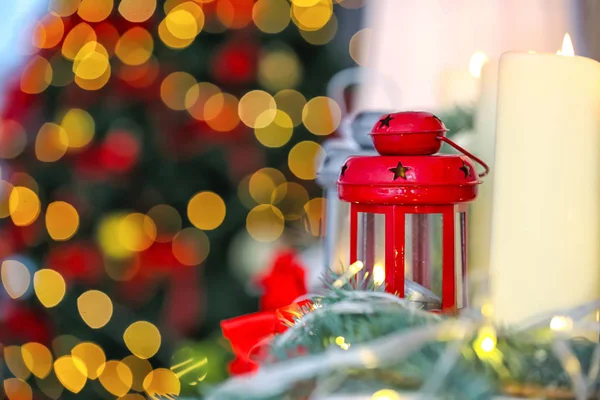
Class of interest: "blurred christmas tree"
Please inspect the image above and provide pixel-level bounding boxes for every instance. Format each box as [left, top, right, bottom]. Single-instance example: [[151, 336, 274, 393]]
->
[[0, 0, 361, 398]]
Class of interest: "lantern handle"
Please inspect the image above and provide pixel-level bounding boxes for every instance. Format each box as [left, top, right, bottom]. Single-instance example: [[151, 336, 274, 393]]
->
[[437, 136, 490, 178]]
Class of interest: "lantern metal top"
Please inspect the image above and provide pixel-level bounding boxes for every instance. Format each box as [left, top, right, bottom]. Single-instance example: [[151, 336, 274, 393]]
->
[[338, 111, 484, 205]]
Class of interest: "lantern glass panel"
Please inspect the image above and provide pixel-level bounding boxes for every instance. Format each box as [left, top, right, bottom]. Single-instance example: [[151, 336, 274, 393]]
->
[[323, 195, 350, 272], [455, 211, 467, 308], [405, 213, 443, 297], [356, 212, 386, 277]]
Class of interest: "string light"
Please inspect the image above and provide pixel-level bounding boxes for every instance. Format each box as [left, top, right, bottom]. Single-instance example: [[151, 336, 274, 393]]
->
[[333, 261, 364, 288]]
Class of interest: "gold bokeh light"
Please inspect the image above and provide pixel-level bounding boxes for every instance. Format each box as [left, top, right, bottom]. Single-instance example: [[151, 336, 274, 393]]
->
[[33, 269, 66, 308], [172, 228, 210, 266], [302, 96, 342, 136], [46, 201, 80, 241], [254, 110, 293, 148], [71, 342, 106, 380], [60, 108, 95, 150], [246, 204, 285, 242], [288, 140, 325, 180], [48, 0, 81, 17], [205, 93, 241, 132], [303, 197, 326, 236], [33, 14, 65, 49], [300, 13, 338, 45], [9, 186, 41, 227], [118, 0, 157, 22], [161, 71, 197, 110], [116, 27, 154, 66], [62, 23, 97, 60], [259, 49, 302, 91], [238, 90, 277, 128], [54, 355, 88, 393], [22, 342, 53, 379], [123, 321, 162, 360], [77, 0, 114, 23], [291, 0, 333, 31], [248, 168, 285, 205], [187, 191, 226, 230], [143, 368, 181, 399], [4, 378, 33, 400], [77, 290, 114, 329], [186, 82, 222, 121], [99, 360, 133, 397], [252, 0, 290, 34]]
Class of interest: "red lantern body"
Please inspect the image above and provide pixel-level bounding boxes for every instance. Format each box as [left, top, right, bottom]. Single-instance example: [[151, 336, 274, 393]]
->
[[337, 112, 487, 312]]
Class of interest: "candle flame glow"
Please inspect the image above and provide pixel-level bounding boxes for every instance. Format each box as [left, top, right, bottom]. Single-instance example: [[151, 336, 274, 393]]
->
[[469, 51, 489, 78], [373, 264, 385, 286], [557, 33, 575, 56]]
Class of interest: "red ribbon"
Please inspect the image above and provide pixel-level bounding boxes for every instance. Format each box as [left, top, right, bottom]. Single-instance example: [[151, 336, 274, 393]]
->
[[221, 250, 309, 375]]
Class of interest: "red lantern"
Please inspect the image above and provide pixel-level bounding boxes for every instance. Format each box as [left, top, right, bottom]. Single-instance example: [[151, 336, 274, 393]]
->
[[337, 111, 489, 312]]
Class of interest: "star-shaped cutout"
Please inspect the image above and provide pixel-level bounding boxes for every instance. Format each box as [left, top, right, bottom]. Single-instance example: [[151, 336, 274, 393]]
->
[[340, 163, 348, 178], [378, 114, 394, 129], [389, 162, 410, 180], [459, 161, 472, 178]]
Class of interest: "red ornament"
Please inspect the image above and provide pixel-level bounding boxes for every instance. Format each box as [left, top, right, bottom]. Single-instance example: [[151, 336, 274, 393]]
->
[[337, 111, 489, 312], [221, 250, 309, 375]]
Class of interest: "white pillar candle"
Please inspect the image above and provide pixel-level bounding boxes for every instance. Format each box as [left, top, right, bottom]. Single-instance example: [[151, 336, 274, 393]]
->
[[489, 43, 600, 324], [468, 60, 498, 275]]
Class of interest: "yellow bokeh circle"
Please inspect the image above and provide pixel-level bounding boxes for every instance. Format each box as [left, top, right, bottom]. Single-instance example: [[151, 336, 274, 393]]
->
[[62, 23, 97, 61], [60, 108, 95, 149], [246, 204, 285, 242], [4, 378, 32, 400], [33, 269, 66, 308], [143, 368, 181, 399], [248, 168, 286, 205], [302, 96, 342, 135], [161, 71, 197, 111], [71, 342, 106, 380], [116, 27, 154, 66], [187, 191, 226, 230], [119, 213, 157, 252], [252, 0, 290, 34], [258, 49, 302, 91], [77, 290, 114, 329], [254, 110, 293, 148], [9, 186, 41, 227], [291, 0, 333, 31], [271, 182, 309, 221], [99, 360, 133, 397], [300, 13, 338, 45], [118, 0, 157, 22], [288, 141, 325, 180], [238, 90, 277, 128], [21, 342, 53, 379], [46, 201, 80, 241], [78, 0, 114, 23], [54, 355, 88, 393], [123, 321, 162, 360]]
